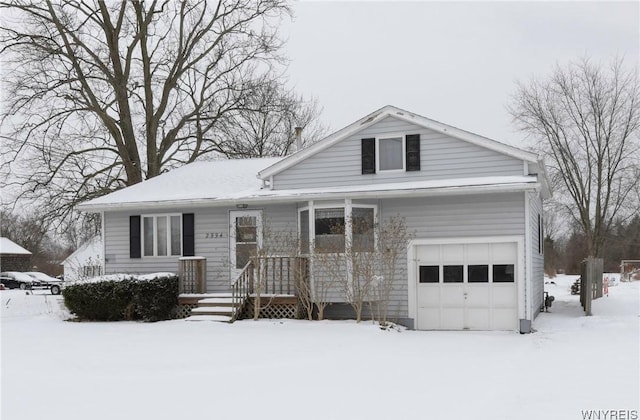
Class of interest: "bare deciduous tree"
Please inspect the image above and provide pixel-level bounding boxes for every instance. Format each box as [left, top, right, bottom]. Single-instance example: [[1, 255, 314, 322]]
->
[[369, 216, 410, 327], [210, 80, 327, 158], [0, 208, 69, 274], [0, 0, 291, 224], [312, 214, 411, 324], [296, 245, 337, 321], [510, 57, 640, 257], [0, 209, 48, 255]]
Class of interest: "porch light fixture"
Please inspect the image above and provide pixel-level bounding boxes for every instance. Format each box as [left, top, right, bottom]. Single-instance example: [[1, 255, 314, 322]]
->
[[236, 204, 248, 209]]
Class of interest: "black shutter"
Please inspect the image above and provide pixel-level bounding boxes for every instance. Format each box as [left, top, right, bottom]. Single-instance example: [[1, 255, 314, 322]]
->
[[129, 215, 141, 259], [182, 213, 195, 256], [406, 134, 421, 171], [361, 138, 376, 174]]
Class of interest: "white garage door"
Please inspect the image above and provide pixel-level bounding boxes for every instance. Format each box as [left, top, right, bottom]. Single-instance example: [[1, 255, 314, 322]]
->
[[416, 242, 518, 331]]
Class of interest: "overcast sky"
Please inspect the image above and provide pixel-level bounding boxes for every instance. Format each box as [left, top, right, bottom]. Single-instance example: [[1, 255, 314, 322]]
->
[[281, 1, 639, 148]]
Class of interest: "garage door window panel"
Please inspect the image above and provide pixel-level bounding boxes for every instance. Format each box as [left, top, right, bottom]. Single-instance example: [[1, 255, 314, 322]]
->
[[443, 265, 463, 283], [493, 264, 515, 282], [468, 265, 489, 283], [419, 265, 440, 283]]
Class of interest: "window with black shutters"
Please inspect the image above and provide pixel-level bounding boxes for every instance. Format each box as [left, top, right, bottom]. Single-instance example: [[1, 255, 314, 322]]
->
[[362, 134, 420, 174]]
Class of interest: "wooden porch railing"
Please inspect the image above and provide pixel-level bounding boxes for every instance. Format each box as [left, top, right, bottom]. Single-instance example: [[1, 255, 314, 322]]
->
[[178, 256, 206, 294], [254, 256, 308, 295], [230, 256, 309, 321], [231, 260, 254, 321]]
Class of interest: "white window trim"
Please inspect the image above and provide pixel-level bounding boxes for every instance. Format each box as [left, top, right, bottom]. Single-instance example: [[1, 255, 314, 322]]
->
[[298, 201, 378, 255], [141, 213, 183, 258], [376, 134, 406, 173]]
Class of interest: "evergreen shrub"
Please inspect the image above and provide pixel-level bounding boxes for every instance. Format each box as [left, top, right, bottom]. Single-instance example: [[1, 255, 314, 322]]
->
[[63, 274, 178, 321]]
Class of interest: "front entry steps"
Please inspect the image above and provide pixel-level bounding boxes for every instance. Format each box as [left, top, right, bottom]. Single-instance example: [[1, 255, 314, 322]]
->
[[187, 314, 233, 322], [180, 293, 243, 322], [178, 293, 300, 322]]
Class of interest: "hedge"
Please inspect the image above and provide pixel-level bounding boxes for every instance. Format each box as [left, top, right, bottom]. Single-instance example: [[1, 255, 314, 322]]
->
[[63, 274, 178, 321]]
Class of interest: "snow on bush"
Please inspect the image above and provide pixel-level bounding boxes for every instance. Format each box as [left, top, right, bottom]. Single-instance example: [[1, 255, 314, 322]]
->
[[62, 273, 178, 322]]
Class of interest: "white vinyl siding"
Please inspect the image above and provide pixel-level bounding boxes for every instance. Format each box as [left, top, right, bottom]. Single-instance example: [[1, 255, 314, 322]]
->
[[529, 193, 545, 317], [273, 116, 524, 189], [104, 204, 297, 293]]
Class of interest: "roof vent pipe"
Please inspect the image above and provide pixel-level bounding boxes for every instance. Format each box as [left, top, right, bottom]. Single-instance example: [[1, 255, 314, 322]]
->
[[294, 126, 303, 151]]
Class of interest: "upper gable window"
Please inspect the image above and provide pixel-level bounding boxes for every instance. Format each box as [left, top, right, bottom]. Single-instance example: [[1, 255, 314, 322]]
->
[[377, 137, 405, 171], [362, 134, 420, 174]]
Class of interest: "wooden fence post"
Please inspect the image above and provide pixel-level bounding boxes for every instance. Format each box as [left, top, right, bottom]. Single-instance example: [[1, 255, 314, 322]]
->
[[178, 257, 206, 294], [580, 257, 603, 316]]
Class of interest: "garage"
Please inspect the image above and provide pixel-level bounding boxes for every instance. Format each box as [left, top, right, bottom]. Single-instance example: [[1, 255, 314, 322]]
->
[[414, 240, 519, 331]]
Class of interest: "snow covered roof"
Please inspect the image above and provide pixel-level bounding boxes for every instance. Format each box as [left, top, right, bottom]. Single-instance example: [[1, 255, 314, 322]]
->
[[62, 236, 103, 266], [78, 157, 282, 212], [258, 105, 543, 180], [0, 237, 32, 255], [78, 165, 541, 212]]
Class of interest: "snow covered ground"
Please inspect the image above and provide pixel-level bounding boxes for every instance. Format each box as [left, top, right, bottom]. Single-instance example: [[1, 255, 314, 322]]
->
[[1, 275, 638, 420]]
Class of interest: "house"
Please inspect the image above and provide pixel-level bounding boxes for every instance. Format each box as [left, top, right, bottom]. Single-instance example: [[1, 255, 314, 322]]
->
[[78, 105, 550, 332], [62, 236, 104, 282], [0, 237, 33, 271]]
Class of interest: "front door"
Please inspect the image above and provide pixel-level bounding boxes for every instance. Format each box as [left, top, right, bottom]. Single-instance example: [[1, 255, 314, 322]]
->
[[229, 210, 262, 280]]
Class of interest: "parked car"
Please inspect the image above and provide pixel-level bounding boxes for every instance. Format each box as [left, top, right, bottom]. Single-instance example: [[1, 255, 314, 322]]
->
[[24, 271, 65, 295], [0, 271, 38, 290]]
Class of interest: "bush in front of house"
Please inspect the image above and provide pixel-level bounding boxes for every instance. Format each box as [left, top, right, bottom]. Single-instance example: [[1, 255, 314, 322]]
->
[[62, 274, 178, 321], [132, 276, 179, 321]]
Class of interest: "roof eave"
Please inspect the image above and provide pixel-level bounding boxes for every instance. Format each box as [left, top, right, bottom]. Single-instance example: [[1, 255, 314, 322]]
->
[[389, 111, 540, 163], [77, 181, 540, 213]]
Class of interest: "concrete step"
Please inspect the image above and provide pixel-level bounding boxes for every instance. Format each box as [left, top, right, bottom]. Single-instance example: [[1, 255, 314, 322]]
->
[[185, 314, 232, 322]]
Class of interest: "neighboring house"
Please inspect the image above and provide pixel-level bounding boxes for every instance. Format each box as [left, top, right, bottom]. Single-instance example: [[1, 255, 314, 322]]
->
[[62, 237, 104, 282], [0, 237, 32, 271], [78, 105, 550, 332]]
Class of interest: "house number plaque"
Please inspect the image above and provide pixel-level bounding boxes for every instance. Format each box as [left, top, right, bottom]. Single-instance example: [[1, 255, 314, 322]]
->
[[204, 232, 224, 239]]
